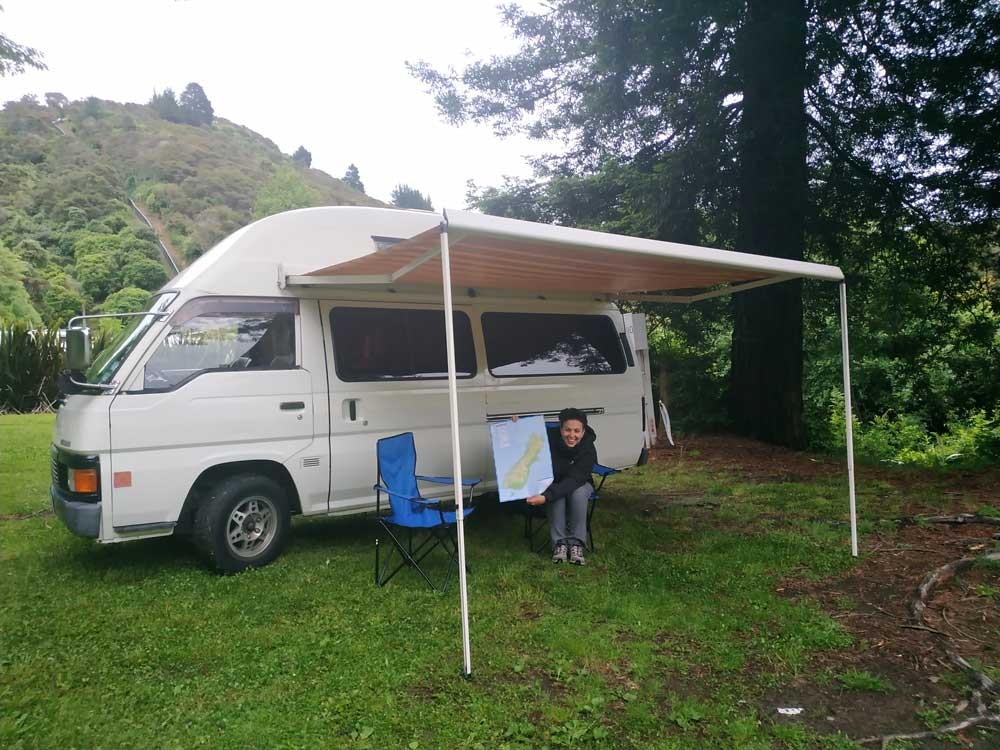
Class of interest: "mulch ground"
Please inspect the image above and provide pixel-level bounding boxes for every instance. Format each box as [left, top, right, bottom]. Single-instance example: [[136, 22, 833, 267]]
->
[[649, 435, 1000, 748]]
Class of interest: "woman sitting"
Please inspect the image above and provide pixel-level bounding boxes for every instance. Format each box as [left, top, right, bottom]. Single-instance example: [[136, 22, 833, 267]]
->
[[525, 408, 597, 565]]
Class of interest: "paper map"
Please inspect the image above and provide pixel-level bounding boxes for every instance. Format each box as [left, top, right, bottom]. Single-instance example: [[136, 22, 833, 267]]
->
[[490, 415, 554, 503]]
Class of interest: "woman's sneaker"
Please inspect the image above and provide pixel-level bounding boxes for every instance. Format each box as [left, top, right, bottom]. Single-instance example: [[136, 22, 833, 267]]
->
[[568, 544, 586, 566], [551, 543, 568, 563]]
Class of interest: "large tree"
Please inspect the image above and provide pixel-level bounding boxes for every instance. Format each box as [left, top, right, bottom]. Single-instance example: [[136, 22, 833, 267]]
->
[[149, 88, 183, 123], [179, 82, 214, 126], [292, 145, 312, 168], [342, 163, 365, 193], [411, 0, 1000, 446]]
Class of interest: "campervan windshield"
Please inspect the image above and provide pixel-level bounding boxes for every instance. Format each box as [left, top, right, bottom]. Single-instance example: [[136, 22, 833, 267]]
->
[[85, 292, 178, 386]]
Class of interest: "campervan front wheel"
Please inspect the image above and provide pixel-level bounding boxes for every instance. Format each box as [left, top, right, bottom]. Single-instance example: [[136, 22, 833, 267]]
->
[[194, 474, 291, 573]]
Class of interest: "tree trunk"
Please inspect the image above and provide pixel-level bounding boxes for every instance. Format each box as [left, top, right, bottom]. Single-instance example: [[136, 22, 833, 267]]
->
[[730, 0, 808, 447]]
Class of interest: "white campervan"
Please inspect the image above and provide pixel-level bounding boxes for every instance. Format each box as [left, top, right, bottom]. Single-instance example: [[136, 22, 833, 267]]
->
[[52, 207, 651, 572]]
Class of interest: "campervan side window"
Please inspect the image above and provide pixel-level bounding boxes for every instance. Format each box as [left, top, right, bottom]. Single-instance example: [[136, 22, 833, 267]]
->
[[330, 307, 476, 382], [141, 297, 297, 391], [482, 312, 627, 377]]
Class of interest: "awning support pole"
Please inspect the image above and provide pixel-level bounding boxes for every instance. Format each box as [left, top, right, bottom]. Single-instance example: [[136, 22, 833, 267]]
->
[[839, 281, 859, 557], [439, 220, 473, 676]]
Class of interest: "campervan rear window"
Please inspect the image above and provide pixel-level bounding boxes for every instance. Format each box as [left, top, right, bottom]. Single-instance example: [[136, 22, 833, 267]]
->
[[330, 307, 477, 381], [482, 312, 627, 377]]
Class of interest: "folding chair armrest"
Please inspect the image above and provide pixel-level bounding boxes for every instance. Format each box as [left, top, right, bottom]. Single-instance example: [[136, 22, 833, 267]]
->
[[372, 484, 422, 502], [416, 475, 481, 487], [592, 464, 620, 478], [411, 496, 444, 506]]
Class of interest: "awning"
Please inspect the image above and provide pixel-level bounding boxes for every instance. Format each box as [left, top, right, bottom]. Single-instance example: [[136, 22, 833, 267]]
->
[[289, 208, 844, 301]]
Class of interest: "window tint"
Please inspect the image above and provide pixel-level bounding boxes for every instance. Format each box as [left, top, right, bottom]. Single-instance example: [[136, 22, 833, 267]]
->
[[482, 312, 626, 376], [330, 307, 476, 381], [143, 298, 296, 390]]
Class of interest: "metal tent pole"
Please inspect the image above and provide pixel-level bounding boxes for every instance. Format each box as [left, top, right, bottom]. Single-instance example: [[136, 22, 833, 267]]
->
[[439, 219, 473, 676], [839, 281, 859, 557]]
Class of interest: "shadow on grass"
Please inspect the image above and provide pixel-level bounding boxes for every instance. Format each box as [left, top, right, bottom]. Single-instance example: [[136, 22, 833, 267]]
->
[[43, 494, 558, 588], [54, 533, 203, 581]]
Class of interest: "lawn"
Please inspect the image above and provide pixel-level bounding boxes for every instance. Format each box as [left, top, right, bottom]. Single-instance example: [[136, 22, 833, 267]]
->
[[1, 415, 997, 749]]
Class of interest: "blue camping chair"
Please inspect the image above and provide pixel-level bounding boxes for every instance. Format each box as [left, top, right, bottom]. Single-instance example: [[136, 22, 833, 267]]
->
[[374, 432, 480, 591]]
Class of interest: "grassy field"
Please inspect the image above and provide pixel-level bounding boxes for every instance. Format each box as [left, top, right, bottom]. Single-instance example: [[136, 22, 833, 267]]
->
[[1, 414, 994, 749]]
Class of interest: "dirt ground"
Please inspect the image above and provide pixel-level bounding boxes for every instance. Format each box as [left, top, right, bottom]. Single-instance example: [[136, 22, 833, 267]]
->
[[651, 435, 1000, 748]]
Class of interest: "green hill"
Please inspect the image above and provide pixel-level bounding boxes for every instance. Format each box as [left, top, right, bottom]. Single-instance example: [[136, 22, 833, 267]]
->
[[0, 96, 381, 326]]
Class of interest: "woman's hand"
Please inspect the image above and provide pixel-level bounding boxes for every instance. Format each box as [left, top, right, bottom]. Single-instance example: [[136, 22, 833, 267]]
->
[[526, 494, 546, 506], [511, 415, 518, 422]]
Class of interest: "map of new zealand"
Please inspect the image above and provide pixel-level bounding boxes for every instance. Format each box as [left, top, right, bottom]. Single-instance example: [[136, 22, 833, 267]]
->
[[490, 415, 555, 503]]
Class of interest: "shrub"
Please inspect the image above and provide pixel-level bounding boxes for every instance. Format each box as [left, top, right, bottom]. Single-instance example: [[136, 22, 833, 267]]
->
[[819, 387, 1000, 468], [101, 287, 151, 315], [0, 323, 62, 412]]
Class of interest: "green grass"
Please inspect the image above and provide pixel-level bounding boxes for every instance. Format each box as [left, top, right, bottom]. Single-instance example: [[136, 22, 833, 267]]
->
[[0, 414, 880, 749], [0, 413, 55, 517], [836, 670, 893, 693]]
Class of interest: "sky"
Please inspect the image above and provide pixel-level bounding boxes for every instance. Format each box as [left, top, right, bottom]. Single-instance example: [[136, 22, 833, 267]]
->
[[0, 0, 551, 209]]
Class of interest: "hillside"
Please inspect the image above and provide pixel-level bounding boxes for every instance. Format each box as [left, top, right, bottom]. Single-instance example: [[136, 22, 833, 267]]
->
[[0, 96, 382, 326]]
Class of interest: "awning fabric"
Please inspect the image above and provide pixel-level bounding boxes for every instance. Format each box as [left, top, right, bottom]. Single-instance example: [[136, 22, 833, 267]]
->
[[301, 208, 843, 295]]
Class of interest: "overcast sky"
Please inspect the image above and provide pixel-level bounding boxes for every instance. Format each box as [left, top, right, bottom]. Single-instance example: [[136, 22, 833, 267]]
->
[[0, 0, 550, 209]]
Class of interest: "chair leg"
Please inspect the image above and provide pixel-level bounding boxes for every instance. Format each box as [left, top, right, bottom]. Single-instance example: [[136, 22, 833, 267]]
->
[[375, 520, 471, 592], [375, 522, 439, 590], [586, 498, 597, 553]]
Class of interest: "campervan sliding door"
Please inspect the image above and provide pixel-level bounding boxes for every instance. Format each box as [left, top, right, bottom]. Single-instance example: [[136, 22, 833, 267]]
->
[[480, 305, 644, 470], [321, 302, 488, 513]]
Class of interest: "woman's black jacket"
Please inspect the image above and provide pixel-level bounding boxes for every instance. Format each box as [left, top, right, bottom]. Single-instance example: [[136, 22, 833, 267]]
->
[[542, 423, 598, 502]]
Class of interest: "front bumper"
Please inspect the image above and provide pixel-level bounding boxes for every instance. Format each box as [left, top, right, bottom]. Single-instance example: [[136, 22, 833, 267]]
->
[[51, 485, 101, 538]]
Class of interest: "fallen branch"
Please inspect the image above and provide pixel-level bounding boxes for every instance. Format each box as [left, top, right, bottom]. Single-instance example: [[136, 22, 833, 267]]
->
[[858, 711, 1000, 748], [941, 608, 991, 646], [900, 623, 947, 636], [899, 513, 1000, 527]]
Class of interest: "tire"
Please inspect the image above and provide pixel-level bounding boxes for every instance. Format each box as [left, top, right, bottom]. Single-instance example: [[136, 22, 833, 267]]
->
[[193, 474, 290, 573]]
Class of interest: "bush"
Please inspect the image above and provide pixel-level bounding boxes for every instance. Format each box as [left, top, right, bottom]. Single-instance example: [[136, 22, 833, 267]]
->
[[0, 323, 62, 412], [122, 255, 169, 290], [101, 287, 150, 315], [818, 387, 1000, 468]]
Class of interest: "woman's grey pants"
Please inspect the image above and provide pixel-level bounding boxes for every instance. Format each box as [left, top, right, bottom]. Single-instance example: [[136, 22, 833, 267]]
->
[[546, 483, 593, 548]]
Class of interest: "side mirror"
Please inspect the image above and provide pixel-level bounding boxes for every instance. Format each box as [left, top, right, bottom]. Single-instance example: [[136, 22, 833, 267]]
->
[[65, 327, 93, 371]]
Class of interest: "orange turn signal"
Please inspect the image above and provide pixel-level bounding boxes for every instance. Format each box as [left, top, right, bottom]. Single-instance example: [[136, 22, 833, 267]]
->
[[69, 468, 99, 494]]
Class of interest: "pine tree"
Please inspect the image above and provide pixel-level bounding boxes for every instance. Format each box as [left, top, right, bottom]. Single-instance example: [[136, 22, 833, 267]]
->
[[342, 164, 365, 193], [179, 82, 214, 126], [292, 146, 312, 168], [149, 88, 183, 124]]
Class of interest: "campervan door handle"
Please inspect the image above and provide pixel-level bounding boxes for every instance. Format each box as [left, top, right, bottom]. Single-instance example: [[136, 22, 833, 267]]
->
[[280, 401, 305, 411]]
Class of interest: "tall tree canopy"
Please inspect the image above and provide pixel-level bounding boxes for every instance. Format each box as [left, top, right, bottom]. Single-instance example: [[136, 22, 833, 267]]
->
[[342, 163, 365, 193], [179, 82, 214, 126], [391, 184, 434, 210], [411, 0, 1000, 446], [292, 146, 312, 168], [149, 88, 183, 123]]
